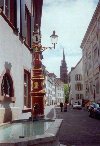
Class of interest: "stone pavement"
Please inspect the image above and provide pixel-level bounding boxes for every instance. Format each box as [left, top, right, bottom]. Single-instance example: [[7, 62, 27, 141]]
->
[[44, 105, 57, 119], [45, 105, 100, 146], [44, 105, 77, 146], [55, 106, 100, 146], [44, 105, 55, 117]]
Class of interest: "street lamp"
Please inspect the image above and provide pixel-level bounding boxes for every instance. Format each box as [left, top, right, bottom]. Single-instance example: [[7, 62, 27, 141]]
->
[[42, 30, 58, 51], [31, 24, 58, 119], [50, 30, 58, 49]]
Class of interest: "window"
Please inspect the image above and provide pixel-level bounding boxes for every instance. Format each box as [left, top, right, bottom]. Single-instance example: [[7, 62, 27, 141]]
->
[[76, 94, 80, 100], [80, 94, 83, 99], [5, 0, 9, 18], [4, 0, 17, 28], [75, 83, 83, 91], [1, 73, 14, 97], [84, 63, 87, 74], [25, 5, 31, 47], [24, 73, 28, 104], [24, 70, 31, 108], [96, 78, 99, 94], [76, 94, 83, 99], [90, 82, 93, 94], [93, 44, 98, 64], [10, 0, 17, 28], [75, 74, 82, 81], [88, 53, 92, 69], [0, 0, 4, 11]]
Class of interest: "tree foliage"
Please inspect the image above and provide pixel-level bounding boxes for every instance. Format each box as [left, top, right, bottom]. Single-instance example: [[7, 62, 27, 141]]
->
[[64, 84, 69, 103]]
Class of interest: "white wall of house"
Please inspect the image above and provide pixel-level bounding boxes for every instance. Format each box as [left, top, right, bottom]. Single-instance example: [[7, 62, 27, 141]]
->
[[45, 72, 64, 106], [45, 75, 53, 105], [51, 76, 56, 104], [0, 15, 32, 122], [69, 59, 84, 105], [55, 83, 64, 104]]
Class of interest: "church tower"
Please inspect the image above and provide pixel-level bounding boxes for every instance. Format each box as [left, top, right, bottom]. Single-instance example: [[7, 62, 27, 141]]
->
[[60, 49, 68, 83]]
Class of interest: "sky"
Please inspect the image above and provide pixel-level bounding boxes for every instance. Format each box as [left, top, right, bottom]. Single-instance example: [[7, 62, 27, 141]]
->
[[41, 0, 99, 77]]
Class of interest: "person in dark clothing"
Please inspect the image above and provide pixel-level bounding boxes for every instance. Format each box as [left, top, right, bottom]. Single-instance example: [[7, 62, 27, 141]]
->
[[78, 101, 80, 105], [60, 102, 63, 112], [64, 102, 67, 112]]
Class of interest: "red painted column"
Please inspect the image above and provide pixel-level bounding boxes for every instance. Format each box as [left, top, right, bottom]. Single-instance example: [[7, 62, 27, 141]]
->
[[31, 44, 45, 118]]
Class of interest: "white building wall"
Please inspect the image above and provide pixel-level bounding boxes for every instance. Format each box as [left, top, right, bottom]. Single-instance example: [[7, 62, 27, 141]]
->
[[45, 73, 64, 106], [45, 74, 58, 105], [55, 84, 64, 104], [0, 15, 32, 122], [69, 59, 84, 105], [45, 76, 52, 105], [51, 77, 56, 103]]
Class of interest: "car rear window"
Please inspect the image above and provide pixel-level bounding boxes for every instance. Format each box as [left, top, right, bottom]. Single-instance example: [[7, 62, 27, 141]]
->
[[96, 104, 99, 108]]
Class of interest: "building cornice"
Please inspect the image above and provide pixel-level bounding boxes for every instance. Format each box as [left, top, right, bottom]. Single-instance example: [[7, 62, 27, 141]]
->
[[80, 1, 100, 49]]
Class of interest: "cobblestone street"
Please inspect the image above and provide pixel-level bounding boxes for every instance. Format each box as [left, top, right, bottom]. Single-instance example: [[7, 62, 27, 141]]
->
[[55, 106, 100, 146]]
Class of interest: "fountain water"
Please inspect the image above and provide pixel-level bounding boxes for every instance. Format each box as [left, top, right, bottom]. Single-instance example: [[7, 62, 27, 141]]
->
[[0, 119, 62, 146]]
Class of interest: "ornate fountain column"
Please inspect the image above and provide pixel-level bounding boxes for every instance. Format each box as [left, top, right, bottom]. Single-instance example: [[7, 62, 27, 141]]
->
[[31, 29, 45, 118], [30, 25, 58, 118]]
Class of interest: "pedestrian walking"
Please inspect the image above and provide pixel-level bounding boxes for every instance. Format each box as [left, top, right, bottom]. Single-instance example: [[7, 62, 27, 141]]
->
[[64, 102, 67, 112], [78, 101, 80, 105], [60, 102, 63, 112]]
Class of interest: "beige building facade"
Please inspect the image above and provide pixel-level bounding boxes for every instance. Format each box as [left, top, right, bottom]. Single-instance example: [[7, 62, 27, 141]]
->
[[81, 2, 100, 104]]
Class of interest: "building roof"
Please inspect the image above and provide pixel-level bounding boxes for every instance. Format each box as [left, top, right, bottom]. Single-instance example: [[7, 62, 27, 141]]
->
[[55, 78, 64, 86], [48, 73, 57, 78], [70, 58, 82, 72]]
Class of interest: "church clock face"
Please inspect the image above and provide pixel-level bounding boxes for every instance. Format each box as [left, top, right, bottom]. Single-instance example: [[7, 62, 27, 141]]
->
[[33, 33, 40, 44]]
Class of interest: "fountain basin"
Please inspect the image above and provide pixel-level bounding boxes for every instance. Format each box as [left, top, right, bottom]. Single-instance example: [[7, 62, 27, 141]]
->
[[0, 119, 63, 146]]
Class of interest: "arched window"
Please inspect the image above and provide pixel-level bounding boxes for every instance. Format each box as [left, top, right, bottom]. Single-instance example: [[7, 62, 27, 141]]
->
[[1, 73, 14, 97]]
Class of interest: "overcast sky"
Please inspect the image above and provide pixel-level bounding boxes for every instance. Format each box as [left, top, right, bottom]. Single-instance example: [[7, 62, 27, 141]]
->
[[41, 0, 99, 77]]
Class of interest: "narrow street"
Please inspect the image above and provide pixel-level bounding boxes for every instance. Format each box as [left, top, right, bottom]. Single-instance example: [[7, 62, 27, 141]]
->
[[55, 106, 100, 146]]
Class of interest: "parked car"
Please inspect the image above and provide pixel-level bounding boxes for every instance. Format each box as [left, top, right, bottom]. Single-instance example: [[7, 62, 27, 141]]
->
[[89, 103, 100, 118], [88, 103, 94, 112], [88, 102, 99, 112], [73, 102, 82, 109]]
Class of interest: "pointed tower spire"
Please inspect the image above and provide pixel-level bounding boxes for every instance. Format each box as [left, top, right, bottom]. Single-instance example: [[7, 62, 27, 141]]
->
[[60, 48, 68, 83], [63, 48, 65, 61]]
